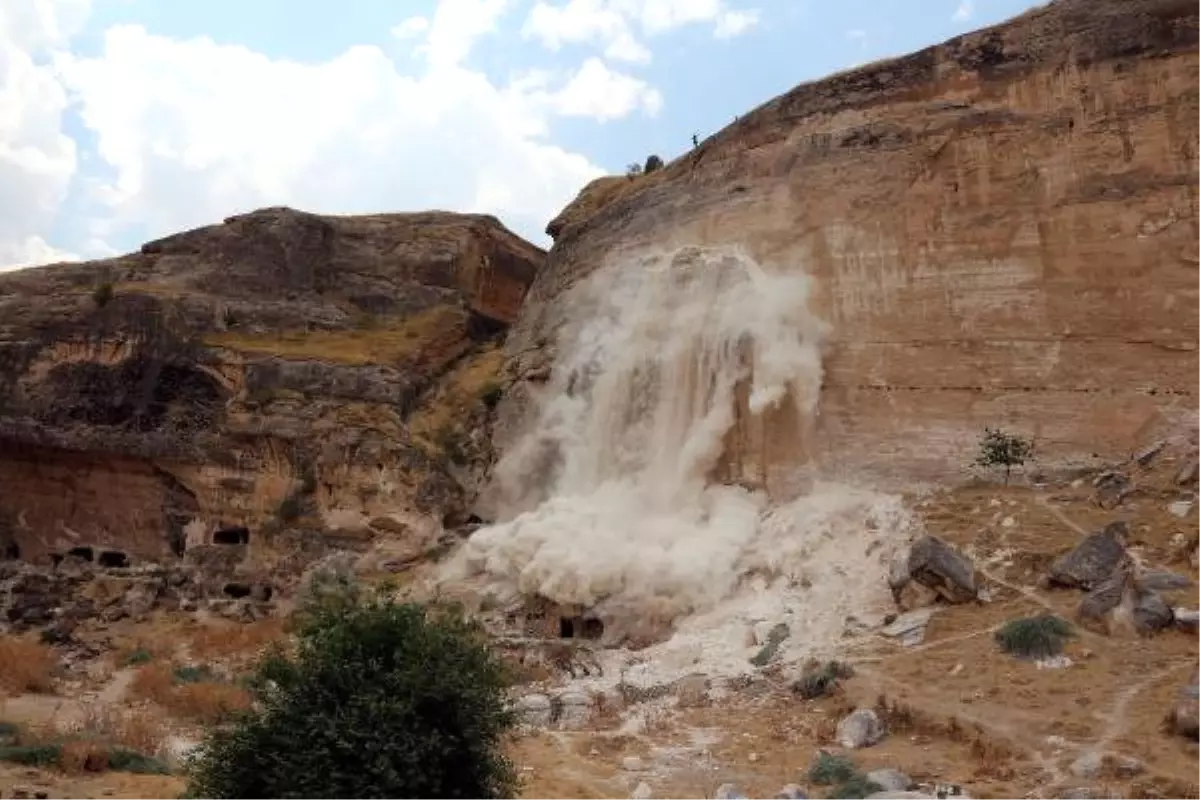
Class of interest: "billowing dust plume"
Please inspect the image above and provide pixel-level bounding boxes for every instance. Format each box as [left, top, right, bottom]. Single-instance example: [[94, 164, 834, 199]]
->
[[445, 246, 917, 679]]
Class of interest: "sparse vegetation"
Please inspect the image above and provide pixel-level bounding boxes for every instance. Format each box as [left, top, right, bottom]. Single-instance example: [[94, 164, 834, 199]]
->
[[975, 427, 1034, 484], [172, 664, 217, 684], [625, 162, 644, 178], [749, 622, 789, 667], [793, 660, 854, 700], [0, 637, 58, 694], [436, 423, 470, 465], [480, 380, 504, 410], [808, 752, 858, 785], [123, 648, 154, 666], [184, 581, 517, 798], [131, 663, 252, 725], [643, 154, 664, 174], [0, 714, 169, 777], [92, 281, 114, 308], [995, 614, 1074, 660]]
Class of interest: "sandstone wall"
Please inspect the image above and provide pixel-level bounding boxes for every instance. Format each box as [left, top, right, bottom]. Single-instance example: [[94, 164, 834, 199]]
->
[[497, 0, 1199, 493], [0, 208, 543, 561]]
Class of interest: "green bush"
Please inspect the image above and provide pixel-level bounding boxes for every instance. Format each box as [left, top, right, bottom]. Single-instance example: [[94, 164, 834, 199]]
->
[[793, 660, 854, 700], [643, 154, 664, 174], [108, 748, 170, 775], [808, 752, 857, 786], [975, 427, 1034, 484], [995, 614, 1073, 660], [0, 743, 62, 767], [123, 648, 154, 666], [0, 721, 18, 743], [92, 282, 114, 308], [173, 664, 217, 684], [749, 623, 789, 667], [184, 583, 517, 798]]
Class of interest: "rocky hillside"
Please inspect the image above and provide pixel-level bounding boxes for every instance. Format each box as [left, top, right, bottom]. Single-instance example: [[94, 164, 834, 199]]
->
[[0, 208, 543, 564], [496, 0, 1199, 495]]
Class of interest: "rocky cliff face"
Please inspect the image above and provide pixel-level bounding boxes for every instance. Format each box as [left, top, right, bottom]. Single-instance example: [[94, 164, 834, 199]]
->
[[495, 0, 1199, 497], [0, 208, 543, 563]]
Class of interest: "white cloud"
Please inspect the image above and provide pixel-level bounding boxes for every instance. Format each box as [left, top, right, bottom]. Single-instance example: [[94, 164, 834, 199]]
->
[[390, 16, 430, 40], [550, 57, 662, 120], [0, 0, 687, 268], [952, 0, 974, 22], [713, 8, 758, 39], [523, 0, 759, 62], [0, 0, 86, 269]]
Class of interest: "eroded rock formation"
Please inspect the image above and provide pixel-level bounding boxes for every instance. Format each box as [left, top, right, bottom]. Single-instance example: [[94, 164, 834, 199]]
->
[[496, 0, 1199, 495], [0, 208, 543, 562]]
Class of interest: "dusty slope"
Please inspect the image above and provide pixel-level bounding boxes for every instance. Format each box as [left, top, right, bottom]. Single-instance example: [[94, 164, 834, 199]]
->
[[496, 0, 1199, 495]]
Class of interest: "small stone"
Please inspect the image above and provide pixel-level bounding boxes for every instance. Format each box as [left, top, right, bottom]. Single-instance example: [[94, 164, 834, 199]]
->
[[1069, 751, 1103, 779], [948, 663, 964, 676], [1001, 516, 1015, 528], [836, 708, 886, 749], [632, 781, 653, 799], [1109, 754, 1144, 777], [1173, 608, 1199, 633], [881, 608, 937, 646], [748, 752, 759, 763], [673, 673, 711, 708], [622, 756, 644, 771], [515, 693, 552, 727], [716, 784, 747, 799], [776, 785, 808, 799], [1168, 500, 1194, 518], [1137, 569, 1192, 592], [867, 768, 913, 792], [1044, 735, 1068, 749]]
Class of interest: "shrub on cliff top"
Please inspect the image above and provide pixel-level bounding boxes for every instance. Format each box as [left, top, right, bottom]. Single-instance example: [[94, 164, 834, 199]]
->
[[184, 582, 517, 798], [975, 427, 1034, 484]]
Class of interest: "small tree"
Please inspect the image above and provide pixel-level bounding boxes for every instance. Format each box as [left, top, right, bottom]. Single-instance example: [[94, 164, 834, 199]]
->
[[643, 154, 663, 174], [625, 162, 643, 178], [975, 427, 1034, 484], [185, 585, 517, 798], [92, 282, 114, 308]]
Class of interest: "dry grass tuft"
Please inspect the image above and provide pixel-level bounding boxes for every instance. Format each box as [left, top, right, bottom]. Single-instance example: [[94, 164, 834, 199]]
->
[[130, 663, 251, 724], [186, 618, 288, 662], [59, 738, 110, 774], [0, 637, 58, 695]]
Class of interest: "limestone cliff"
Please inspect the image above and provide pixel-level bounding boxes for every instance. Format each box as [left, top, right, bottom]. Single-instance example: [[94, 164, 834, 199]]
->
[[495, 0, 1199, 496], [0, 207, 543, 562]]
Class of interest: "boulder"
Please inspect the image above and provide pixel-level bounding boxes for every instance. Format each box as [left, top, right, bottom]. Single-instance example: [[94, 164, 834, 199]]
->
[[715, 784, 747, 800], [1047, 522, 1129, 590], [556, 690, 593, 730], [835, 708, 886, 749], [1166, 678, 1199, 740], [903, 536, 980, 604], [631, 782, 653, 799], [514, 693, 551, 727], [1131, 588, 1174, 634], [776, 785, 808, 799], [1136, 569, 1192, 592], [867, 769, 913, 792], [1093, 472, 1132, 509]]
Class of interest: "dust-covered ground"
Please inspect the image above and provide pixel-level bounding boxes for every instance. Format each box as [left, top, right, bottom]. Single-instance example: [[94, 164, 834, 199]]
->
[[1, 444, 1197, 799]]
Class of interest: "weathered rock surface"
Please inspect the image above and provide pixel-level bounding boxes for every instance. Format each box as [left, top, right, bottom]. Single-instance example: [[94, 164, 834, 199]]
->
[[1165, 671, 1199, 740], [1048, 522, 1130, 590], [899, 536, 981, 604], [494, 0, 1198, 493], [836, 707, 886, 748], [0, 208, 543, 562]]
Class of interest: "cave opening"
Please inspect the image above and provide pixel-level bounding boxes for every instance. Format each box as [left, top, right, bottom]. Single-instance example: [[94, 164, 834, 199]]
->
[[222, 582, 253, 599], [67, 546, 95, 562], [97, 550, 130, 568], [558, 615, 604, 640], [213, 526, 250, 545], [2, 542, 18, 560]]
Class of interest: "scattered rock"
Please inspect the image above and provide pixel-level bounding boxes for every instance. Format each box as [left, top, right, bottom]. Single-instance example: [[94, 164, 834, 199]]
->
[[716, 783, 747, 799], [632, 781, 653, 799], [867, 769, 912, 792], [775, 784, 808, 799], [881, 607, 937, 646], [1132, 587, 1174, 634], [1175, 456, 1198, 486], [556, 690, 593, 730], [1048, 522, 1129, 590], [514, 693, 552, 727], [1134, 440, 1166, 467], [673, 673, 711, 708], [1093, 472, 1132, 509], [1166, 678, 1199, 740], [1136, 569, 1192, 592], [835, 708, 886, 749], [1066, 752, 1097, 780], [902, 536, 980, 604], [1108, 754, 1144, 777], [622, 756, 644, 771], [1167, 500, 1194, 518], [1173, 608, 1198, 633]]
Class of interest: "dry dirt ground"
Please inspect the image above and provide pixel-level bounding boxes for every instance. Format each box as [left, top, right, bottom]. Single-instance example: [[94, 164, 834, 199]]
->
[[1, 459, 1197, 799]]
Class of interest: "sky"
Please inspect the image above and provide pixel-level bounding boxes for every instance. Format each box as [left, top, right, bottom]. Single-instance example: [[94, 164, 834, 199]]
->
[[1, 0, 1045, 270]]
